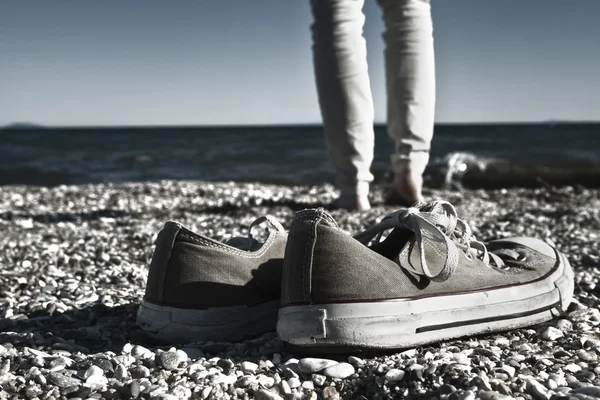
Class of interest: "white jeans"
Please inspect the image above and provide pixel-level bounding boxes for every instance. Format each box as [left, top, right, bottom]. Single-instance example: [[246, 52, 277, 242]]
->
[[310, 0, 435, 196]]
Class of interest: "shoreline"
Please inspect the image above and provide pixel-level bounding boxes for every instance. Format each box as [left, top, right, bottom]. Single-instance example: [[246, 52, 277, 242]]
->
[[1, 181, 599, 399]]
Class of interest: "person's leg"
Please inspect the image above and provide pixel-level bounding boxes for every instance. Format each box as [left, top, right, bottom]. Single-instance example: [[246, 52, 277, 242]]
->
[[310, 0, 375, 210], [378, 0, 435, 204]]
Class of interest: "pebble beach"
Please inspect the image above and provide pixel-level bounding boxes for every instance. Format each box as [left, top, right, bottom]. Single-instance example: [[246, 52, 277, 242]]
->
[[1, 180, 599, 400]]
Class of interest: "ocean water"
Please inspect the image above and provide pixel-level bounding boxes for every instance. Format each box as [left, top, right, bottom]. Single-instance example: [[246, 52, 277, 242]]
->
[[1, 123, 599, 189]]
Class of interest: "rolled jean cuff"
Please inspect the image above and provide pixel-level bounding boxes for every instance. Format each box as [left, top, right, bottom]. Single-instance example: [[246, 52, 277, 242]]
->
[[391, 151, 430, 176]]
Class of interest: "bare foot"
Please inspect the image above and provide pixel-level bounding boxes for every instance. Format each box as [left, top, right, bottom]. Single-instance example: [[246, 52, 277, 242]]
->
[[335, 193, 371, 211], [385, 171, 423, 206]]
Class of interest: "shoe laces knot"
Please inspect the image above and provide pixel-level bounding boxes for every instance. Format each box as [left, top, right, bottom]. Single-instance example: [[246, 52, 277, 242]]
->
[[355, 200, 505, 282]]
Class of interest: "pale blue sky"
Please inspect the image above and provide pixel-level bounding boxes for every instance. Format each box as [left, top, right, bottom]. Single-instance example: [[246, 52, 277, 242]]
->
[[1, 1, 599, 126]]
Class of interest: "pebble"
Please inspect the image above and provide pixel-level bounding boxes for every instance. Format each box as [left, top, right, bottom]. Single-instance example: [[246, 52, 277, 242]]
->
[[47, 371, 81, 388], [526, 379, 549, 400], [385, 368, 405, 383], [312, 374, 327, 386], [157, 351, 180, 370], [255, 389, 283, 400], [288, 378, 301, 389], [280, 380, 291, 395], [257, 375, 275, 388], [298, 358, 338, 374], [348, 356, 365, 367], [217, 358, 235, 370], [542, 327, 564, 341], [0, 182, 598, 400], [322, 363, 355, 379], [302, 381, 315, 390], [84, 365, 104, 379], [323, 386, 340, 400], [241, 361, 258, 373], [130, 366, 151, 379]]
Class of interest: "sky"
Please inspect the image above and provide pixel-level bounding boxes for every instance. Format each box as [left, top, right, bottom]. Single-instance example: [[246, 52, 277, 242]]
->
[[1, 0, 599, 126]]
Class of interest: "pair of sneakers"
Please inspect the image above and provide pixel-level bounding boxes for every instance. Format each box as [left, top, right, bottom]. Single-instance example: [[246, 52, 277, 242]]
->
[[137, 200, 574, 352]]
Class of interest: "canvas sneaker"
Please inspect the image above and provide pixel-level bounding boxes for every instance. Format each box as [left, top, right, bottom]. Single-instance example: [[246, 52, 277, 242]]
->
[[277, 201, 574, 352], [137, 215, 287, 343]]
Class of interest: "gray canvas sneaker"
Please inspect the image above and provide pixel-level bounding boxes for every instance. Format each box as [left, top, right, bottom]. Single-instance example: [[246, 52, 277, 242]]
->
[[137, 215, 287, 343], [277, 201, 574, 352]]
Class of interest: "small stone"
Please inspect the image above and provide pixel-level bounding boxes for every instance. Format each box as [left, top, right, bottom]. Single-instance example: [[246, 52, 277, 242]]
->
[[171, 386, 192, 399], [24, 385, 43, 398], [302, 381, 315, 390], [453, 353, 471, 365], [93, 359, 114, 373], [157, 351, 180, 370], [348, 356, 365, 367], [564, 363, 582, 373], [525, 379, 548, 400], [385, 368, 405, 383], [576, 371, 596, 382], [541, 326, 564, 341], [257, 375, 275, 388], [280, 380, 291, 394], [114, 364, 128, 380], [571, 387, 600, 397], [477, 391, 512, 400], [241, 361, 258, 373], [460, 390, 476, 400], [439, 384, 457, 395], [131, 345, 153, 359], [322, 363, 355, 379], [288, 377, 301, 388], [130, 366, 150, 379], [200, 386, 212, 399], [576, 350, 597, 362], [501, 365, 516, 377], [175, 350, 188, 363], [545, 378, 557, 390], [217, 358, 235, 370], [282, 367, 299, 379], [85, 375, 108, 390], [298, 358, 338, 374], [238, 375, 256, 387], [469, 376, 492, 391], [84, 365, 104, 379], [312, 374, 326, 386], [555, 319, 573, 331], [322, 386, 340, 400], [254, 389, 284, 400], [47, 371, 81, 388]]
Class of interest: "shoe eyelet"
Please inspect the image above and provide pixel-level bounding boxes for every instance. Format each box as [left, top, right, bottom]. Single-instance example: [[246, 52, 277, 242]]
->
[[464, 252, 473, 261]]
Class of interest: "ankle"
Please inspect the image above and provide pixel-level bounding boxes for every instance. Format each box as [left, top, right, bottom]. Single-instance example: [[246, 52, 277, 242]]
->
[[392, 171, 423, 204], [336, 193, 371, 211]]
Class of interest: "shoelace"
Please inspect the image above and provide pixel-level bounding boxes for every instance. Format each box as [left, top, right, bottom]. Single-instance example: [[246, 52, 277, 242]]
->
[[247, 215, 285, 244], [354, 200, 505, 282]]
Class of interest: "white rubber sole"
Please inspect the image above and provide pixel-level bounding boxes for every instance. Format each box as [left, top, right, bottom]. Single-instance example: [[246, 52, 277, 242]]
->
[[277, 251, 574, 351], [137, 299, 279, 343]]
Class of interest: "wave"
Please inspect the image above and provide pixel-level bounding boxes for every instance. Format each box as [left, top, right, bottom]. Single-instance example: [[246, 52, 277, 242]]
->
[[1, 152, 600, 189], [422, 152, 600, 189]]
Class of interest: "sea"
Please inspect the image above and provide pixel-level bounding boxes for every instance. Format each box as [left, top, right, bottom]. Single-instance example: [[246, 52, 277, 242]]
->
[[1, 123, 599, 189]]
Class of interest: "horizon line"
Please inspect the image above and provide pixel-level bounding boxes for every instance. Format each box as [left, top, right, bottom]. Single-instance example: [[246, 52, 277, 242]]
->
[[3, 120, 600, 130]]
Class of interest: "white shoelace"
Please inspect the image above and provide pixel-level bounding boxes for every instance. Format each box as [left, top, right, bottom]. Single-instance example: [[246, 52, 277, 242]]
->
[[354, 200, 505, 282], [248, 215, 285, 241]]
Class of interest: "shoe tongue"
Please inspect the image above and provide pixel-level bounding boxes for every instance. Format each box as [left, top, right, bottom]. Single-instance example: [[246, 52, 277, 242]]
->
[[395, 230, 454, 279], [225, 236, 262, 251]]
